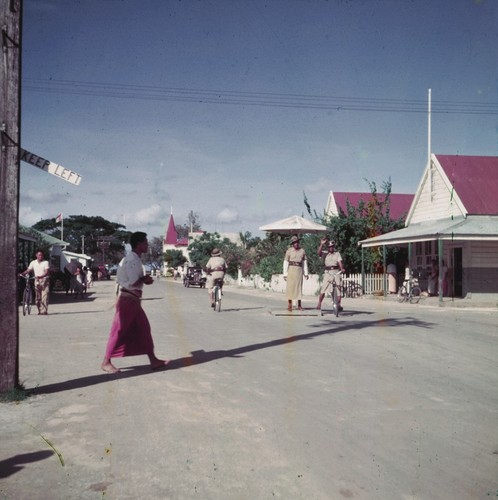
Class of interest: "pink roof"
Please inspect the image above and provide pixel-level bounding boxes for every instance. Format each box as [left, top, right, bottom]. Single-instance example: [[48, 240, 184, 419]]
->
[[436, 155, 498, 215], [164, 214, 178, 245], [333, 192, 414, 221]]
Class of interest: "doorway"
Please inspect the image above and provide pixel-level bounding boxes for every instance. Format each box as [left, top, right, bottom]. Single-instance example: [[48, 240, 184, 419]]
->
[[452, 247, 463, 297]]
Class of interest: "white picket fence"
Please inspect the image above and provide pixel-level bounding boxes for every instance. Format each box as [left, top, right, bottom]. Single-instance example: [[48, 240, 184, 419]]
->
[[345, 273, 386, 295], [234, 271, 388, 297]]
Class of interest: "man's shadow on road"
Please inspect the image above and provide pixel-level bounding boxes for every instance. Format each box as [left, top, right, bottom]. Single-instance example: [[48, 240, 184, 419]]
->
[[29, 315, 434, 395], [0, 450, 54, 479]]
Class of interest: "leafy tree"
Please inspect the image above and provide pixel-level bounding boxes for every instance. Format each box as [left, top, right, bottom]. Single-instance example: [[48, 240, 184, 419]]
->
[[163, 249, 187, 269], [176, 210, 202, 239], [33, 215, 130, 265], [187, 232, 244, 279], [250, 234, 288, 282], [145, 236, 165, 268], [304, 178, 406, 273], [249, 232, 324, 282], [239, 231, 261, 250], [187, 232, 223, 268]]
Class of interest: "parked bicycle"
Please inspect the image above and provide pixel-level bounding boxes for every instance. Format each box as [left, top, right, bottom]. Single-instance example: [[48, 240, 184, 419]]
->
[[213, 278, 224, 312], [341, 279, 363, 298], [20, 275, 35, 316], [397, 273, 422, 304]]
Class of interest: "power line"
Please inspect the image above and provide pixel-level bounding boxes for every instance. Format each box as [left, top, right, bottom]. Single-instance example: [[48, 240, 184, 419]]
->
[[22, 78, 498, 115]]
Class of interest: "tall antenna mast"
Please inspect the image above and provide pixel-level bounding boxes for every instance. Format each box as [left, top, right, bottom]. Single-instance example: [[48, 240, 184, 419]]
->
[[428, 89, 433, 200]]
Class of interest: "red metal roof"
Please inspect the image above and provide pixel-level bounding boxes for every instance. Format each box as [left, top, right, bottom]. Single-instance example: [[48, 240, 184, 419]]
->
[[164, 214, 178, 245], [436, 155, 498, 215], [333, 192, 414, 221]]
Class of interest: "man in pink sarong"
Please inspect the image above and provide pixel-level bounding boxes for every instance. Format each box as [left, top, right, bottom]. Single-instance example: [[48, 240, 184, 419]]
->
[[101, 231, 169, 374]]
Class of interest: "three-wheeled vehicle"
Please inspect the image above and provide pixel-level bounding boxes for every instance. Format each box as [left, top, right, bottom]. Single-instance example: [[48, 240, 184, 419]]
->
[[183, 266, 206, 288]]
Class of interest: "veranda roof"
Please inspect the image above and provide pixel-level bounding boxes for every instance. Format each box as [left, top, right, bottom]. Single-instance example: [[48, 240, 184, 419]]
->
[[359, 216, 498, 247]]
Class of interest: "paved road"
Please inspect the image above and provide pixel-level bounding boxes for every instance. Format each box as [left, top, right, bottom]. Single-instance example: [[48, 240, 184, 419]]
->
[[1, 278, 497, 499]]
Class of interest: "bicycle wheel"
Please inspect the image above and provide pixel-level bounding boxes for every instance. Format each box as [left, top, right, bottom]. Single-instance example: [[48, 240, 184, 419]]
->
[[409, 286, 421, 304], [23, 287, 31, 315], [397, 285, 407, 303], [22, 289, 28, 316], [215, 287, 222, 312], [332, 287, 339, 317]]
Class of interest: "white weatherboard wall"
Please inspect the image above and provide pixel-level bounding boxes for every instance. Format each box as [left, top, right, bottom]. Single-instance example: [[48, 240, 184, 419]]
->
[[409, 160, 465, 224]]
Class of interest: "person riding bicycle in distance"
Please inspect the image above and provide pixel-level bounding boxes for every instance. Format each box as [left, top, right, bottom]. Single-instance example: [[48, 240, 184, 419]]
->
[[316, 237, 346, 310], [205, 248, 226, 308]]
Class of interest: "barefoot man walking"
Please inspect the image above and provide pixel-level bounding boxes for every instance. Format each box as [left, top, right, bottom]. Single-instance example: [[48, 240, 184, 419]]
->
[[101, 231, 169, 373]]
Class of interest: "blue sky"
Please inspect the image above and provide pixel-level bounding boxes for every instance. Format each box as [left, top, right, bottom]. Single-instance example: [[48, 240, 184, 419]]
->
[[20, 0, 498, 238]]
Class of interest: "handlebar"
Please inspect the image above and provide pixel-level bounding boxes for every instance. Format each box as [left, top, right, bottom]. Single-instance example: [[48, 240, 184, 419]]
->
[[19, 274, 35, 280]]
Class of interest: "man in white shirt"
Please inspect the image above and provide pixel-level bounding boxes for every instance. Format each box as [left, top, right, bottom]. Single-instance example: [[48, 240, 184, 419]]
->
[[21, 250, 50, 315], [101, 232, 169, 373]]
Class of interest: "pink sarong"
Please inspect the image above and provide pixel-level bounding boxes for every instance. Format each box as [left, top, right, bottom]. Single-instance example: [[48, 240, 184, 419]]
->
[[105, 293, 154, 358]]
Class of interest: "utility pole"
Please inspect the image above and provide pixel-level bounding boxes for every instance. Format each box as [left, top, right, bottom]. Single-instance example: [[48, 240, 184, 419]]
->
[[0, 0, 22, 392]]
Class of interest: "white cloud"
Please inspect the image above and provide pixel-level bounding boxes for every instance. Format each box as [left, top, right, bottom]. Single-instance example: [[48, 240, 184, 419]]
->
[[304, 177, 333, 194], [21, 189, 66, 204], [216, 207, 240, 224], [19, 206, 45, 227], [126, 203, 169, 228]]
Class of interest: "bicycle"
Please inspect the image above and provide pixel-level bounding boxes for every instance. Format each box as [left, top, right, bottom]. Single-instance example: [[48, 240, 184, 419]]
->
[[320, 271, 343, 317], [20, 275, 35, 316], [213, 278, 224, 312], [397, 274, 421, 304]]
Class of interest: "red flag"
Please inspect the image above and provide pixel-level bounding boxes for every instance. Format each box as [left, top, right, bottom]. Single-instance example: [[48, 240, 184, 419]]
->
[[55, 213, 62, 223]]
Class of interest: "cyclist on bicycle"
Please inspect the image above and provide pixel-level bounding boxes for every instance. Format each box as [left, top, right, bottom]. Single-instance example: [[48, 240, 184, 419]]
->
[[205, 248, 226, 308], [316, 237, 346, 310]]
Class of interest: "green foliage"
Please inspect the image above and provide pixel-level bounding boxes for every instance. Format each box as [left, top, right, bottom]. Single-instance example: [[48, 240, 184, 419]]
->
[[187, 232, 252, 279], [239, 231, 261, 250], [251, 233, 286, 280], [163, 249, 187, 268], [304, 178, 406, 273], [187, 232, 223, 268], [250, 233, 326, 282], [255, 255, 281, 282]]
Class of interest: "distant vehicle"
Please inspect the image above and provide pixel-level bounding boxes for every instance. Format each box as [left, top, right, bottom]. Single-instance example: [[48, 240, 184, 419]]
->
[[108, 264, 119, 276], [183, 266, 206, 288]]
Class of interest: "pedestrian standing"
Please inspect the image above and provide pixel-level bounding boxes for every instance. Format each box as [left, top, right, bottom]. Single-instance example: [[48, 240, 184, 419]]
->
[[283, 235, 308, 311]]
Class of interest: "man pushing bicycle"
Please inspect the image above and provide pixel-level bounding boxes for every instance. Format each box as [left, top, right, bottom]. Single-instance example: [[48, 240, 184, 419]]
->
[[316, 237, 346, 310]]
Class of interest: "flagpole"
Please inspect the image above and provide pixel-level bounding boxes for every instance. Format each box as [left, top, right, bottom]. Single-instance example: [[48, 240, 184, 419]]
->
[[61, 214, 63, 242], [428, 88, 432, 200]]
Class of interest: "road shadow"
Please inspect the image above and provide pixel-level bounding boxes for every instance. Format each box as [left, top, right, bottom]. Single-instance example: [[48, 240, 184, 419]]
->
[[0, 450, 54, 479], [216, 307, 266, 313], [29, 315, 434, 395], [49, 293, 97, 304]]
